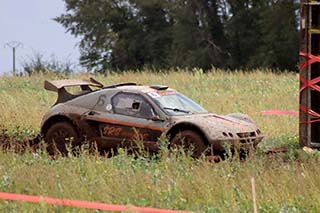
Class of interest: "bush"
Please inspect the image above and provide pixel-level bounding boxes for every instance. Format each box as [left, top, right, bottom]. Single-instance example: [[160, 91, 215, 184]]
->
[[22, 52, 75, 75]]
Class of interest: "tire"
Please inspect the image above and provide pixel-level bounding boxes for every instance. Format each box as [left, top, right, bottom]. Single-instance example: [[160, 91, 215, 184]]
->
[[45, 122, 80, 156], [170, 130, 207, 158]]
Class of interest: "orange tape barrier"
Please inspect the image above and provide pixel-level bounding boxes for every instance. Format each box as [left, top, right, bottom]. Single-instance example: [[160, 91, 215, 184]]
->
[[256, 52, 320, 121], [300, 52, 320, 124], [0, 192, 194, 213]]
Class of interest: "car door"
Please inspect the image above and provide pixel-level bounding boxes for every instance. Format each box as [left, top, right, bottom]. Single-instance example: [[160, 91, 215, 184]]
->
[[97, 92, 167, 150]]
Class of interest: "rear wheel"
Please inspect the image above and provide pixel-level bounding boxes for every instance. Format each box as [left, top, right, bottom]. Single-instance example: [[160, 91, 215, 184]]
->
[[45, 122, 80, 156], [170, 130, 207, 158]]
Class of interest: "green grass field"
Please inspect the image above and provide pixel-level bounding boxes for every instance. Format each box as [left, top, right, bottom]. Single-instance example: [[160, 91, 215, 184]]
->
[[1, 69, 317, 212]]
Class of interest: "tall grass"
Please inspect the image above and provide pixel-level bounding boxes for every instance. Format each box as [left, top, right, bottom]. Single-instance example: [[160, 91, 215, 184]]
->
[[0, 69, 298, 137], [0, 69, 306, 212], [0, 146, 320, 212]]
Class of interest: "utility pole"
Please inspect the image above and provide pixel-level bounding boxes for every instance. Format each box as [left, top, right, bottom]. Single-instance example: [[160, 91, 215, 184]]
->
[[4, 41, 23, 76]]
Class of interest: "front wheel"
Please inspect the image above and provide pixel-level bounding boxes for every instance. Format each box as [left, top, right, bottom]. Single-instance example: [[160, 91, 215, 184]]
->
[[45, 122, 80, 156], [170, 130, 207, 158]]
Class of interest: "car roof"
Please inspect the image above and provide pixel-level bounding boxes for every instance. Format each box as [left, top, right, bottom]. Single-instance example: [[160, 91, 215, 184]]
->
[[108, 85, 175, 94], [45, 78, 176, 105]]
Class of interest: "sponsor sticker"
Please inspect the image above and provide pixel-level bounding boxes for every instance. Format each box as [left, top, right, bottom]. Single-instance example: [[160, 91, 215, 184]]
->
[[106, 104, 113, 111], [147, 92, 161, 98], [148, 91, 176, 98]]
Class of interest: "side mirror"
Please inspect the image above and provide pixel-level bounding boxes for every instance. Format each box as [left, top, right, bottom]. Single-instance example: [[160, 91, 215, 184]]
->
[[150, 115, 164, 122]]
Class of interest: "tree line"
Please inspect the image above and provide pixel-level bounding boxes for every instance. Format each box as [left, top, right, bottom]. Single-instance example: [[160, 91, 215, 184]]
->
[[55, 0, 299, 73]]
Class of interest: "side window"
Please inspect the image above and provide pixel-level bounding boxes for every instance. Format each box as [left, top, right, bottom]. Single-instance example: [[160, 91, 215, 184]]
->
[[112, 93, 155, 119]]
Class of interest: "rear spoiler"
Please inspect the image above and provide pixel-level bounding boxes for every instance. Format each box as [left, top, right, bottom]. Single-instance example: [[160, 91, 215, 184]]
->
[[44, 77, 104, 92], [44, 78, 104, 105]]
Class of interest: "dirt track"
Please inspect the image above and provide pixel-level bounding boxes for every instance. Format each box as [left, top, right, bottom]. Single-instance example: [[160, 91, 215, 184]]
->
[[0, 128, 41, 153]]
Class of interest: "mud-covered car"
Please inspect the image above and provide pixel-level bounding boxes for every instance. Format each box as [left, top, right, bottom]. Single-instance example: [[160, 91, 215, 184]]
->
[[41, 78, 263, 158]]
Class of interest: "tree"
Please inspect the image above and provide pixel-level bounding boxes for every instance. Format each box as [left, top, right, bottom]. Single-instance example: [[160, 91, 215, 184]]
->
[[252, 0, 299, 70], [170, 0, 230, 70], [56, 0, 172, 72], [56, 0, 136, 72], [56, 0, 300, 72], [224, 0, 266, 69], [133, 0, 172, 69]]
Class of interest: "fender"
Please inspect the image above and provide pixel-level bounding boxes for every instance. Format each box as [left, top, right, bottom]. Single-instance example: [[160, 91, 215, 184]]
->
[[164, 121, 209, 145]]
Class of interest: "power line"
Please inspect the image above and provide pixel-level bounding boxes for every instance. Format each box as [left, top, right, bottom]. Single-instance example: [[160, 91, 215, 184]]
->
[[4, 41, 23, 76]]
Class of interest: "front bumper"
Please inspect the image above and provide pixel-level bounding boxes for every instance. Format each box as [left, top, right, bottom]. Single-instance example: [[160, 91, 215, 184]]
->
[[210, 135, 264, 151]]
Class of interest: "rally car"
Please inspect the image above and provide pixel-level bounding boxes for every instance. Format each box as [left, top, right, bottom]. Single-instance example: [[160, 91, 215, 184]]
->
[[41, 78, 263, 158]]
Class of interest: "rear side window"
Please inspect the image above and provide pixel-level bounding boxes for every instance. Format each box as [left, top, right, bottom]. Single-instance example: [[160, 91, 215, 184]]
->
[[111, 93, 155, 119]]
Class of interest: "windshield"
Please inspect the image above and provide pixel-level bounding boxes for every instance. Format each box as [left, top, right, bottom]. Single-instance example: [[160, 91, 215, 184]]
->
[[147, 91, 207, 115]]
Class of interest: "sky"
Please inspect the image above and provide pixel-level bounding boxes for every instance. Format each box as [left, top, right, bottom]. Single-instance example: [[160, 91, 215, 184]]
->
[[0, 0, 81, 75]]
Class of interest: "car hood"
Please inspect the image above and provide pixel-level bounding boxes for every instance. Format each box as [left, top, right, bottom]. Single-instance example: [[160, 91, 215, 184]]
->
[[170, 112, 259, 139]]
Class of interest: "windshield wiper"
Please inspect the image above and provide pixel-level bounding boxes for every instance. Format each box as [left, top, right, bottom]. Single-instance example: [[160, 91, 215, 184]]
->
[[163, 107, 191, 114]]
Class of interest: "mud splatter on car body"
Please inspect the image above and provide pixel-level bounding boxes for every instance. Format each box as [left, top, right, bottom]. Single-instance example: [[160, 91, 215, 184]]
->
[[41, 78, 263, 157]]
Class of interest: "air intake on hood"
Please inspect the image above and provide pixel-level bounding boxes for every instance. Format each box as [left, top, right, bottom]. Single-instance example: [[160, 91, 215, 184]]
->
[[237, 132, 256, 138]]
